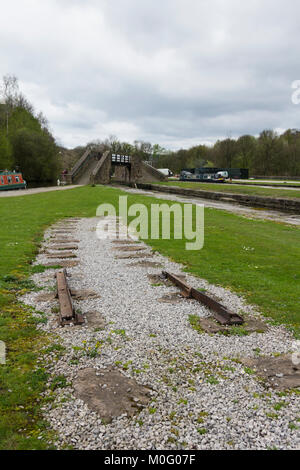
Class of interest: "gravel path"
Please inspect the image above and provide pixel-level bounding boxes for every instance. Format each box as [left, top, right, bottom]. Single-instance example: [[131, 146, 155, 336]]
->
[[0, 185, 81, 198], [117, 186, 300, 226], [22, 217, 300, 450]]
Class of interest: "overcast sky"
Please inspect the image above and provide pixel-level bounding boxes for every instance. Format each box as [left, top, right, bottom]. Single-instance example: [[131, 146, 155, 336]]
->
[[1, 0, 300, 150]]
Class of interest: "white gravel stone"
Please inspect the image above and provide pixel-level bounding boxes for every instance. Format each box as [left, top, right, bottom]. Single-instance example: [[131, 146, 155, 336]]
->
[[21, 217, 300, 450]]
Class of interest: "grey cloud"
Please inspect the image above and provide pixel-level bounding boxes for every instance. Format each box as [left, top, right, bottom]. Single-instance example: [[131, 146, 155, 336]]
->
[[1, 0, 300, 149]]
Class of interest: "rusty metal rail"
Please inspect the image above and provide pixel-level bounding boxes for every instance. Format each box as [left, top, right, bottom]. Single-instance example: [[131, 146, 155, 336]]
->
[[161, 271, 244, 325], [56, 269, 84, 326]]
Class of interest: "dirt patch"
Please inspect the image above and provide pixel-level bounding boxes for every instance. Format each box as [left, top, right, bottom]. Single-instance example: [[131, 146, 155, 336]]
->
[[46, 252, 77, 259], [84, 311, 106, 329], [241, 355, 300, 390], [48, 238, 80, 244], [51, 228, 74, 235], [148, 274, 165, 284], [36, 292, 56, 302], [111, 240, 139, 245], [56, 222, 78, 227], [49, 244, 78, 251], [158, 293, 184, 304], [113, 246, 147, 252], [68, 274, 84, 280], [197, 317, 268, 335], [48, 245, 78, 251], [129, 261, 163, 268], [115, 253, 153, 260], [73, 368, 151, 423], [45, 260, 79, 268], [147, 274, 175, 287], [70, 289, 100, 301]]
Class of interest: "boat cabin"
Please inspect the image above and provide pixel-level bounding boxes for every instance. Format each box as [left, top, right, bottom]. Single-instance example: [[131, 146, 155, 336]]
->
[[0, 170, 27, 191]]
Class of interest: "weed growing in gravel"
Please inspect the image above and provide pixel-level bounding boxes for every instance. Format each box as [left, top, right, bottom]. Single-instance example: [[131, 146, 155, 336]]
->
[[69, 358, 79, 365], [206, 376, 219, 385], [266, 412, 279, 419], [71, 340, 102, 358], [115, 360, 133, 371], [44, 343, 66, 360], [178, 398, 188, 405], [273, 402, 288, 411], [111, 328, 126, 336], [197, 412, 209, 424], [220, 326, 250, 337], [223, 366, 236, 372], [188, 315, 204, 334], [197, 428, 207, 435], [289, 422, 299, 430], [50, 375, 70, 391]]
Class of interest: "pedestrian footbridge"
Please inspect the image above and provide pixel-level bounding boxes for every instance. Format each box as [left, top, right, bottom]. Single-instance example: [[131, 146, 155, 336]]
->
[[62, 148, 166, 185]]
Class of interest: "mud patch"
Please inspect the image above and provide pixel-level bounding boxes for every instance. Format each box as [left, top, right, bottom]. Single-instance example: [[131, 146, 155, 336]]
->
[[48, 245, 78, 251], [51, 229, 75, 233], [240, 355, 300, 390], [113, 246, 147, 252], [46, 252, 77, 259], [44, 260, 79, 268], [197, 317, 268, 335], [148, 274, 166, 284], [129, 261, 163, 268], [36, 292, 56, 302], [158, 293, 184, 304], [73, 368, 151, 423], [70, 289, 101, 301], [111, 240, 139, 245], [115, 253, 153, 260], [84, 311, 106, 329], [48, 238, 80, 244]]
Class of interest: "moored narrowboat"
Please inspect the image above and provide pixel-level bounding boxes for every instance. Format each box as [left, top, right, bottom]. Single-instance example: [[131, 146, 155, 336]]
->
[[0, 170, 27, 191]]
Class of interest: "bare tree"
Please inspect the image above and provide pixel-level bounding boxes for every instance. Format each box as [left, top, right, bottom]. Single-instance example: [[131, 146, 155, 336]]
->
[[0, 74, 19, 135]]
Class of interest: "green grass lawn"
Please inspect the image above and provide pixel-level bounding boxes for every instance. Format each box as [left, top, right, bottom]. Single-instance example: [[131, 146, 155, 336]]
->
[[237, 180, 300, 187], [0, 185, 299, 449], [157, 181, 300, 199]]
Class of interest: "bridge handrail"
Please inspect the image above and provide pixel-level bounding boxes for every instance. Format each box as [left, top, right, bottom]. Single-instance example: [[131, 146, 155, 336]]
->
[[91, 150, 111, 180], [70, 148, 92, 178], [111, 154, 131, 165], [142, 161, 167, 180]]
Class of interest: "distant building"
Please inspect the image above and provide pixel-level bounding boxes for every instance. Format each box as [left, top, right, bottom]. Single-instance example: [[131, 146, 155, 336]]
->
[[180, 168, 249, 180]]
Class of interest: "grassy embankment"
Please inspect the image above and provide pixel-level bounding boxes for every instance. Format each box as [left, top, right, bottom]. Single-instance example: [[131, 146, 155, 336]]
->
[[157, 181, 300, 199], [0, 185, 299, 449]]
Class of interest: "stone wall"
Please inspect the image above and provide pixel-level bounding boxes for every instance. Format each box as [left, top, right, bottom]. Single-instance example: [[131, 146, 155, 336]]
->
[[131, 183, 300, 214]]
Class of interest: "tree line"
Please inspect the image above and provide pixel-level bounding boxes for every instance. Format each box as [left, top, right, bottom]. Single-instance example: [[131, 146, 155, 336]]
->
[[0, 75, 60, 182], [152, 130, 300, 176], [79, 130, 300, 178]]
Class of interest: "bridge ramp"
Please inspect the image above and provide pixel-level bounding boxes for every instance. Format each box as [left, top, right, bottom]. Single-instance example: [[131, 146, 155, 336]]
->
[[75, 157, 100, 185]]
